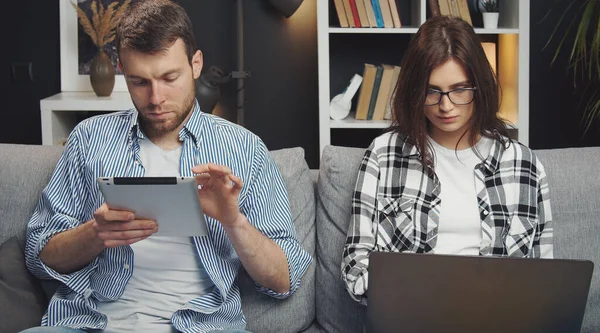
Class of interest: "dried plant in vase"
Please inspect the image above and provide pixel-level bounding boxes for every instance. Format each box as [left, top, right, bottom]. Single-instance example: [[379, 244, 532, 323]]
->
[[71, 0, 131, 96]]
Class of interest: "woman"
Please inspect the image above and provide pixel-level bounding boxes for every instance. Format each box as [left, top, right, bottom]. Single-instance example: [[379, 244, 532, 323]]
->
[[341, 15, 553, 304]]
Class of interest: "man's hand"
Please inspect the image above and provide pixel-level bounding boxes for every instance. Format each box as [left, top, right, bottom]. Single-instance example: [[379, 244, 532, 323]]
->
[[192, 163, 244, 227], [92, 203, 158, 248]]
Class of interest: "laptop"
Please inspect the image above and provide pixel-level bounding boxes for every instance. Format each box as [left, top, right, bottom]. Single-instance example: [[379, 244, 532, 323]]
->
[[367, 252, 594, 333]]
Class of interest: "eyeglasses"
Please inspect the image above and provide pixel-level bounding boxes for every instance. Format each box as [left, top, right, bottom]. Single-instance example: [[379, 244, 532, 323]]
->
[[424, 87, 477, 106]]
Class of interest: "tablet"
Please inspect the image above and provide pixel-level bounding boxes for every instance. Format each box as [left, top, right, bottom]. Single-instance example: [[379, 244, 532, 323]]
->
[[97, 177, 207, 237]]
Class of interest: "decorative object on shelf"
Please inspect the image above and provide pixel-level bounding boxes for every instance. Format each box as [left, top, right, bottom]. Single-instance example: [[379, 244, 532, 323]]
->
[[72, 0, 131, 97], [330, 74, 363, 121], [544, 0, 600, 134], [197, 0, 304, 126], [480, 0, 499, 29]]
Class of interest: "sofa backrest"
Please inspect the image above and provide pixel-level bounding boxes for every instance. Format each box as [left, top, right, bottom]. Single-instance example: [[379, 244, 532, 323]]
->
[[316, 145, 600, 333], [240, 147, 316, 333], [315, 146, 366, 333], [535, 147, 600, 333], [0, 144, 64, 246], [0, 143, 316, 333]]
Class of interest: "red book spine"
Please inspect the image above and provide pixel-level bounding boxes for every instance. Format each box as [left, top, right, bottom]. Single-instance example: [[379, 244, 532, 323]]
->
[[348, 0, 362, 27]]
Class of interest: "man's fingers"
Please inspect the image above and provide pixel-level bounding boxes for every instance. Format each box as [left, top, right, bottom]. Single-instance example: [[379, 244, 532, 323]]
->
[[228, 174, 243, 189], [103, 236, 149, 248], [95, 219, 157, 233], [97, 227, 157, 241], [95, 206, 135, 224], [103, 210, 135, 223], [192, 163, 232, 176]]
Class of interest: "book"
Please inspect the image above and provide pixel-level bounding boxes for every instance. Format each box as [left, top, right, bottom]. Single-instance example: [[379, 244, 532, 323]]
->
[[366, 66, 384, 120], [370, 0, 385, 28], [372, 64, 396, 121], [355, 0, 370, 28], [355, 64, 377, 120], [438, 0, 451, 16], [348, 0, 362, 27], [378, 0, 395, 28], [456, 0, 472, 25], [342, 0, 356, 27], [388, 0, 402, 28], [333, 0, 349, 28], [447, 0, 461, 18], [363, 0, 377, 27], [384, 66, 401, 120]]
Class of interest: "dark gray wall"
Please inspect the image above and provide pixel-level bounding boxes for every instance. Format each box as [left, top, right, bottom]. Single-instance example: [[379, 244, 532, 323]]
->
[[1, 0, 598, 169], [1, 0, 319, 166], [2, 0, 61, 145]]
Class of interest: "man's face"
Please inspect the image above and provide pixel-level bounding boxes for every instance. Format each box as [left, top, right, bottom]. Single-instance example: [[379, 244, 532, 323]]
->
[[119, 39, 203, 140]]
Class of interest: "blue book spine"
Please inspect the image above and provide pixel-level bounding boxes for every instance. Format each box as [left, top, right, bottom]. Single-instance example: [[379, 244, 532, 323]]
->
[[371, 0, 384, 28], [367, 66, 383, 120]]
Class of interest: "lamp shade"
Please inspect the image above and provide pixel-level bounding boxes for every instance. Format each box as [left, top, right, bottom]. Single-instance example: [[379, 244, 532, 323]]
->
[[195, 66, 229, 114], [268, 0, 304, 18]]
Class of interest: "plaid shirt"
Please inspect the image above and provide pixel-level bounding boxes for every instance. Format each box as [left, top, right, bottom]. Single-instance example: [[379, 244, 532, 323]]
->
[[342, 132, 553, 303]]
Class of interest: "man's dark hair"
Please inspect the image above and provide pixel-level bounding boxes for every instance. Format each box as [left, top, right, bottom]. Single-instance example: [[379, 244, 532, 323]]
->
[[115, 0, 196, 62]]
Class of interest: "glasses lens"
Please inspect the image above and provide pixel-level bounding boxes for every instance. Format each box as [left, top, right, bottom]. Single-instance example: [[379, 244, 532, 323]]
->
[[448, 89, 474, 105], [425, 91, 441, 106]]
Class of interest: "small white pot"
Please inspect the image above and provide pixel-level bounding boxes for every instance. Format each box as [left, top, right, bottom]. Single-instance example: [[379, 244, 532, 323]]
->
[[482, 12, 499, 29]]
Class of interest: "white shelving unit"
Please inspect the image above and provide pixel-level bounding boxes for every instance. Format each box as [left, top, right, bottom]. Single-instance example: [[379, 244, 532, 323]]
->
[[40, 92, 134, 145], [317, 0, 530, 154]]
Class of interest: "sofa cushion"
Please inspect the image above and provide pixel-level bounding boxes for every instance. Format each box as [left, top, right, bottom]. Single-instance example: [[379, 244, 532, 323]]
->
[[0, 237, 47, 333], [535, 147, 600, 333], [0, 144, 64, 246], [239, 147, 316, 333], [315, 146, 367, 333]]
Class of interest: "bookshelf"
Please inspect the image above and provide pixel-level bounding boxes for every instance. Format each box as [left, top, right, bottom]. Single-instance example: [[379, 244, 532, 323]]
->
[[40, 92, 134, 145], [317, 0, 530, 154]]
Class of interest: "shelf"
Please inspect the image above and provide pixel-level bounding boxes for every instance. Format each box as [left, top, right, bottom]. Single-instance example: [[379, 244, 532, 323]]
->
[[40, 92, 134, 111], [330, 27, 519, 35], [329, 27, 420, 34], [330, 115, 517, 130], [40, 92, 135, 145], [330, 113, 391, 128], [473, 28, 519, 34], [319, 0, 530, 154]]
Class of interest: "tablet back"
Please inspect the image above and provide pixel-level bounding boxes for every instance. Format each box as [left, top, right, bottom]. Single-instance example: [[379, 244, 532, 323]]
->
[[97, 177, 207, 236]]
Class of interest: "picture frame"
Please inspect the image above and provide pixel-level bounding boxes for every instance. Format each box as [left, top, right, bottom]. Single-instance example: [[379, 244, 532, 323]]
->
[[59, 0, 128, 92]]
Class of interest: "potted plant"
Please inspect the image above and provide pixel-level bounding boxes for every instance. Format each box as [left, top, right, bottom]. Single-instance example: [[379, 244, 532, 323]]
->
[[481, 0, 499, 29], [72, 0, 131, 97], [545, 0, 600, 134]]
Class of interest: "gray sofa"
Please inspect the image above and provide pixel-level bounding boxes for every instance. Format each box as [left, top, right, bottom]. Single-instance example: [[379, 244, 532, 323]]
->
[[1, 143, 599, 333]]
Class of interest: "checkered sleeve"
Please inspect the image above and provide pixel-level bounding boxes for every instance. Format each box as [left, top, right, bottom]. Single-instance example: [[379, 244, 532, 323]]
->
[[341, 146, 380, 304], [532, 157, 553, 258]]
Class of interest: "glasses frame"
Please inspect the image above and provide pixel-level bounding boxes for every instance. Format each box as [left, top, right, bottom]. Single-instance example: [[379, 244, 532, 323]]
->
[[424, 87, 477, 106]]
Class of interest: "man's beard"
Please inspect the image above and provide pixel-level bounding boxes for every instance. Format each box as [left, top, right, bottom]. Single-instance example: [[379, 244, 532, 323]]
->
[[136, 81, 196, 138]]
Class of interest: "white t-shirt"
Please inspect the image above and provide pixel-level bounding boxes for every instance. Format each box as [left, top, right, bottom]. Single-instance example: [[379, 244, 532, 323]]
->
[[96, 138, 215, 333], [429, 136, 492, 255]]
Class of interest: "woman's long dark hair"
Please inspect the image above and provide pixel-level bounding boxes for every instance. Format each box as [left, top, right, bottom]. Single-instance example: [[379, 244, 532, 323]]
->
[[389, 15, 509, 169]]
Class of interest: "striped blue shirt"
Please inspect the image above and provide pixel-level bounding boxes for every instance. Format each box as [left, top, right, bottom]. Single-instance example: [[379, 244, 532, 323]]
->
[[24, 101, 312, 332]]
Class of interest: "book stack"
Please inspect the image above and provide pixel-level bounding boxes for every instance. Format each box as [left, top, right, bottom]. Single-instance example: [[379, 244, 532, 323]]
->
[[354, 63, 401, 121], [428, 0, 472, 25], [332, 0, 403, 28]]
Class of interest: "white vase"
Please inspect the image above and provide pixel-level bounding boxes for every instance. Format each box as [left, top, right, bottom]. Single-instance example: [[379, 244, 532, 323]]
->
[[482, 12, 499, 29]]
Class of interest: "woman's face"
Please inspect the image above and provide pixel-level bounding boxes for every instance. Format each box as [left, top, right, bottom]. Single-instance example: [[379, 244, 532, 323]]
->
[[424, 59, 475, 149]]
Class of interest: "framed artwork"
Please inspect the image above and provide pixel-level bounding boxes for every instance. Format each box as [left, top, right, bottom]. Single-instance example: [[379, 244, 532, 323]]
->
[[59, 0, 131, 92]]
